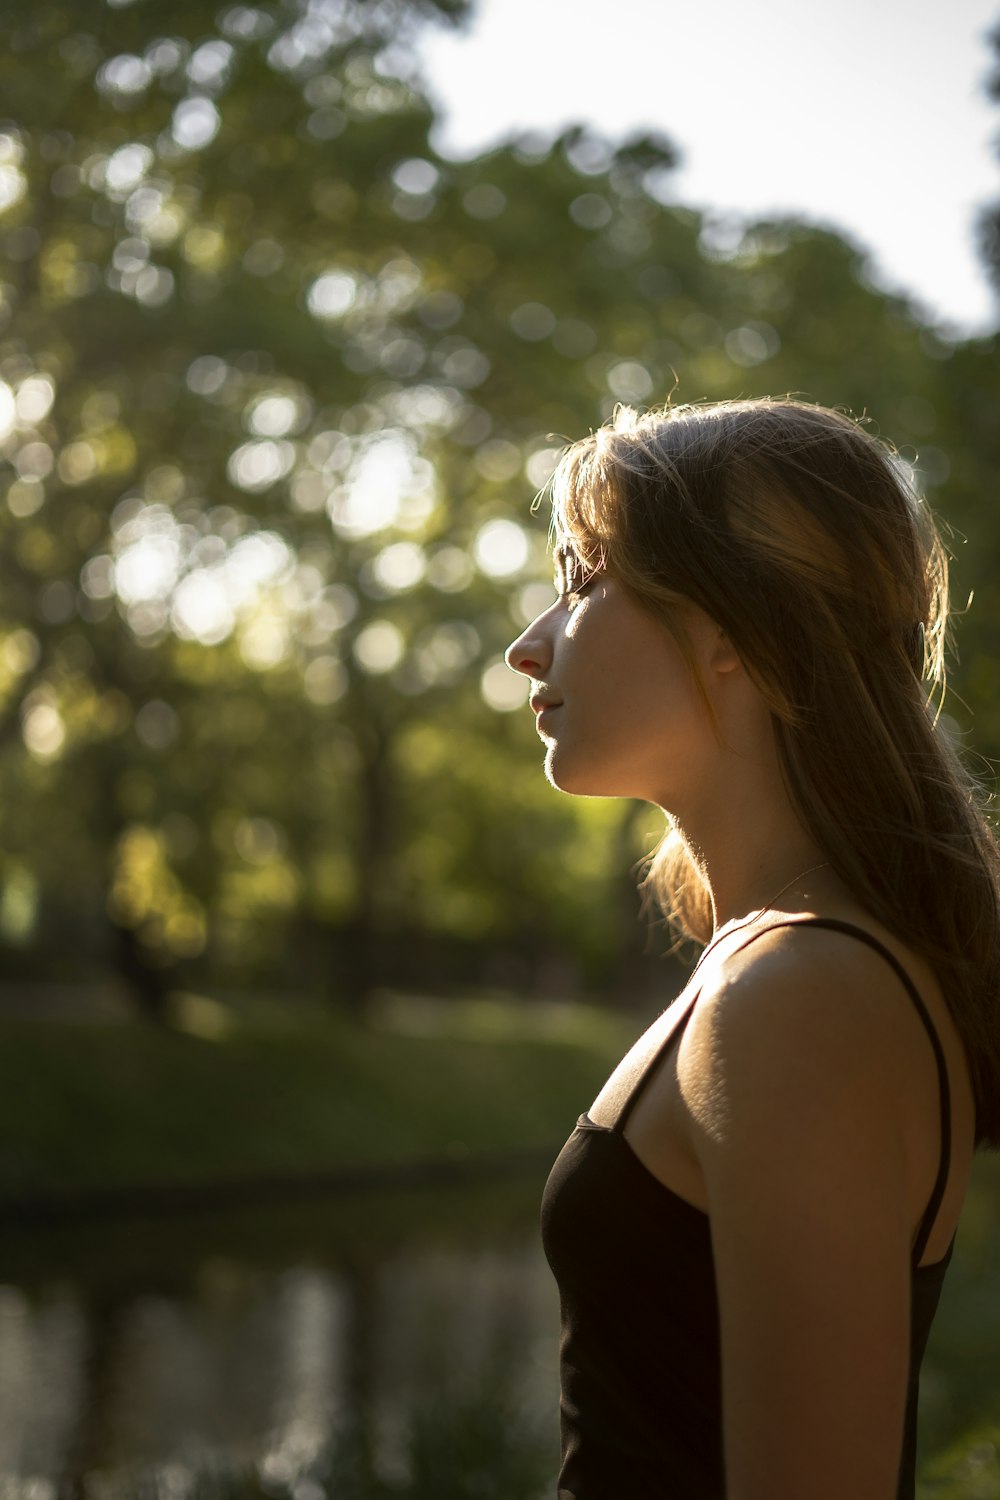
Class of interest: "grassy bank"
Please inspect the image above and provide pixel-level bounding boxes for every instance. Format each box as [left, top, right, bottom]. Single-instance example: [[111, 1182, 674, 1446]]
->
[[0, 989, 636, 1208]]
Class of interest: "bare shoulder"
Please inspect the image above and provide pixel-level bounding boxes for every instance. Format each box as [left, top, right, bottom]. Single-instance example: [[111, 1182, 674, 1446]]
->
[[677, 921, 928, 1151], [672, 920, 971, 1498]]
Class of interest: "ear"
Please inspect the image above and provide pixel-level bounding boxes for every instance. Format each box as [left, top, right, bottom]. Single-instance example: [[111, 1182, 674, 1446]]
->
[[706, 623, 742, 676], [685, 603, 741, 679]]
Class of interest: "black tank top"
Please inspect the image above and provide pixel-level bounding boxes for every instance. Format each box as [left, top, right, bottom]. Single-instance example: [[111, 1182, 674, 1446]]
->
[[540, 918, 955, 1500]]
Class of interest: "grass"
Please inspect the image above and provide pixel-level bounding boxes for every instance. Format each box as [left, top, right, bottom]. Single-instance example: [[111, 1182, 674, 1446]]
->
[[0, 988, 636, 1205]]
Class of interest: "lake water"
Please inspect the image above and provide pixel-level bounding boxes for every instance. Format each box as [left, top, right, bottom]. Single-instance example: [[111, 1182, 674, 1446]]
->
[[0, 1156, 997, 1498]]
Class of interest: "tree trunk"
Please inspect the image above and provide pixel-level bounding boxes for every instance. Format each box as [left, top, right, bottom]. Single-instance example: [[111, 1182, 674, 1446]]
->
[[339, 707, 396, 1023], [109, 918, 171, 1026]]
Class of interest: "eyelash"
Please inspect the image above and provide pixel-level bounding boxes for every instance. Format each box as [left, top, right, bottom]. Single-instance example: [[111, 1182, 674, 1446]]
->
[[562, 578, 592, 611], [553, 549, 595, 609]]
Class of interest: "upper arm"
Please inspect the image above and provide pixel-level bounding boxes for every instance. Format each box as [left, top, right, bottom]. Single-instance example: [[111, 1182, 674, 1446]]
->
[[681, 936, 915, 1500]]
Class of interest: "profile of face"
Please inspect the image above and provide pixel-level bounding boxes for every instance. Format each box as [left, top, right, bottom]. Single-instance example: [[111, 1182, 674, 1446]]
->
[[504, 546, 731, 809]]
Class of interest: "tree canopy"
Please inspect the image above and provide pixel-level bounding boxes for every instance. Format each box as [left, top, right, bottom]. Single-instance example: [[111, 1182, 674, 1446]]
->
[[1, 0, 998, 1011]]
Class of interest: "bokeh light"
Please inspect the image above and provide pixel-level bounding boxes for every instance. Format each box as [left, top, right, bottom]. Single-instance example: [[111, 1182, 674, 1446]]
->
[[473, 520, 529, 578], [481, 658, 529, 712], [171, 97, 222, 151], [353, 620, 405, 674]]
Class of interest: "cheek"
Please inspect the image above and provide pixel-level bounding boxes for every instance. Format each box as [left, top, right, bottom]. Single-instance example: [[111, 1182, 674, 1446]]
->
[[609, 646, 706, 753], [596, 620, 692, 704]]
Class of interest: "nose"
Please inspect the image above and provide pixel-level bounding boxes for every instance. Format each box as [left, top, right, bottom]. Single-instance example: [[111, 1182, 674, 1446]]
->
[[505, 615, 552, 678]]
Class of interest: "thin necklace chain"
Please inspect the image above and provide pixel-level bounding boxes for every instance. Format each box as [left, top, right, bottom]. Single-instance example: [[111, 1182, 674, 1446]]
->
[[693, 860, 831, 975], [754, 859, 831, 919]]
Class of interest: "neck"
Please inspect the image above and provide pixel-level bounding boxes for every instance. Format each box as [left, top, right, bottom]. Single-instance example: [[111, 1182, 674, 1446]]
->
[[680, 821, 829, 934], [660, 725, 830, 933]]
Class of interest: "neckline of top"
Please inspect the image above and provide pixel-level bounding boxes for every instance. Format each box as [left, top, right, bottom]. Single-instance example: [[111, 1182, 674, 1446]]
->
[[572, 1110, 956, 1277]]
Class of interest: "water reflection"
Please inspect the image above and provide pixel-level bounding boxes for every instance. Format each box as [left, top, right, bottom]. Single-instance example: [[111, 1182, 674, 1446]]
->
[[0, 1179, 558, 1498], [0, 1287, 87, 1484]]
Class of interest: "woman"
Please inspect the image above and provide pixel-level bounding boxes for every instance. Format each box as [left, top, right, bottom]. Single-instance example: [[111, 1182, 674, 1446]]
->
[[504, 399, 1000, 1500]]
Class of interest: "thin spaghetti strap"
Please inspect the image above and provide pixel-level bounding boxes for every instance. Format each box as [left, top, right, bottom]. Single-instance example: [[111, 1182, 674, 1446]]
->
[[615, 915, 952, 1265], [615, 985, 702, 1134], [762, 917, 953, 1267], [614, 918, 840, 1135]]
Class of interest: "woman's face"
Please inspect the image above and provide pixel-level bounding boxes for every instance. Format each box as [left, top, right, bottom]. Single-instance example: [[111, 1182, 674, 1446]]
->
[[504, 545, 721, 807]]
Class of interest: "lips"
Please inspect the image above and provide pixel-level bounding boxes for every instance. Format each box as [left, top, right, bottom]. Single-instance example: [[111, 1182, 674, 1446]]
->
[[530, 694, 562, 715], [531, 698, 562, 737]]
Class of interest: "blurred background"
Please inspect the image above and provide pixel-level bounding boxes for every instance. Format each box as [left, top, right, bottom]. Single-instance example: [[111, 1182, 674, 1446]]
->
[[1, 0, 999, 1495]]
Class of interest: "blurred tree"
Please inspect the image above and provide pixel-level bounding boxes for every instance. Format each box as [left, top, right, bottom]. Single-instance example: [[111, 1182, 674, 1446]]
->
[[0, 0, 488, 1014], [979, 17, 1000, 293], [0, 0, 996, 1017]]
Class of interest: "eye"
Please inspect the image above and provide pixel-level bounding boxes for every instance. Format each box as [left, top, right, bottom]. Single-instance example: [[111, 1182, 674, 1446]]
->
[[554, 547, 582, 594], [564, 574, 597, 612], [552, 545, 600, 610]]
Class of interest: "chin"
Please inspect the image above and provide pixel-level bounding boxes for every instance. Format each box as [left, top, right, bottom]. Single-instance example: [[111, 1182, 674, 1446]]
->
[[544, 750, 628, 800], [543, 748, 583, 794]]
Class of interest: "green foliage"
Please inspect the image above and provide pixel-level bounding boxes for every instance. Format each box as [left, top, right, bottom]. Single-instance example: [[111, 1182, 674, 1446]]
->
[[0, 0, 997, 1004], [918, 1425, 1000, 1499], [0, 996, 633, 1201]]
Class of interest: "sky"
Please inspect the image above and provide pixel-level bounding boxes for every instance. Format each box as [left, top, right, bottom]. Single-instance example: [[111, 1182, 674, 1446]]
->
[[415, 0, 1000, 338]]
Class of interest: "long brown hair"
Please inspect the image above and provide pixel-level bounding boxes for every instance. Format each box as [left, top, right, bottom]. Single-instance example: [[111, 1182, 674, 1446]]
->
[[546, 397, 1000, 1149]]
